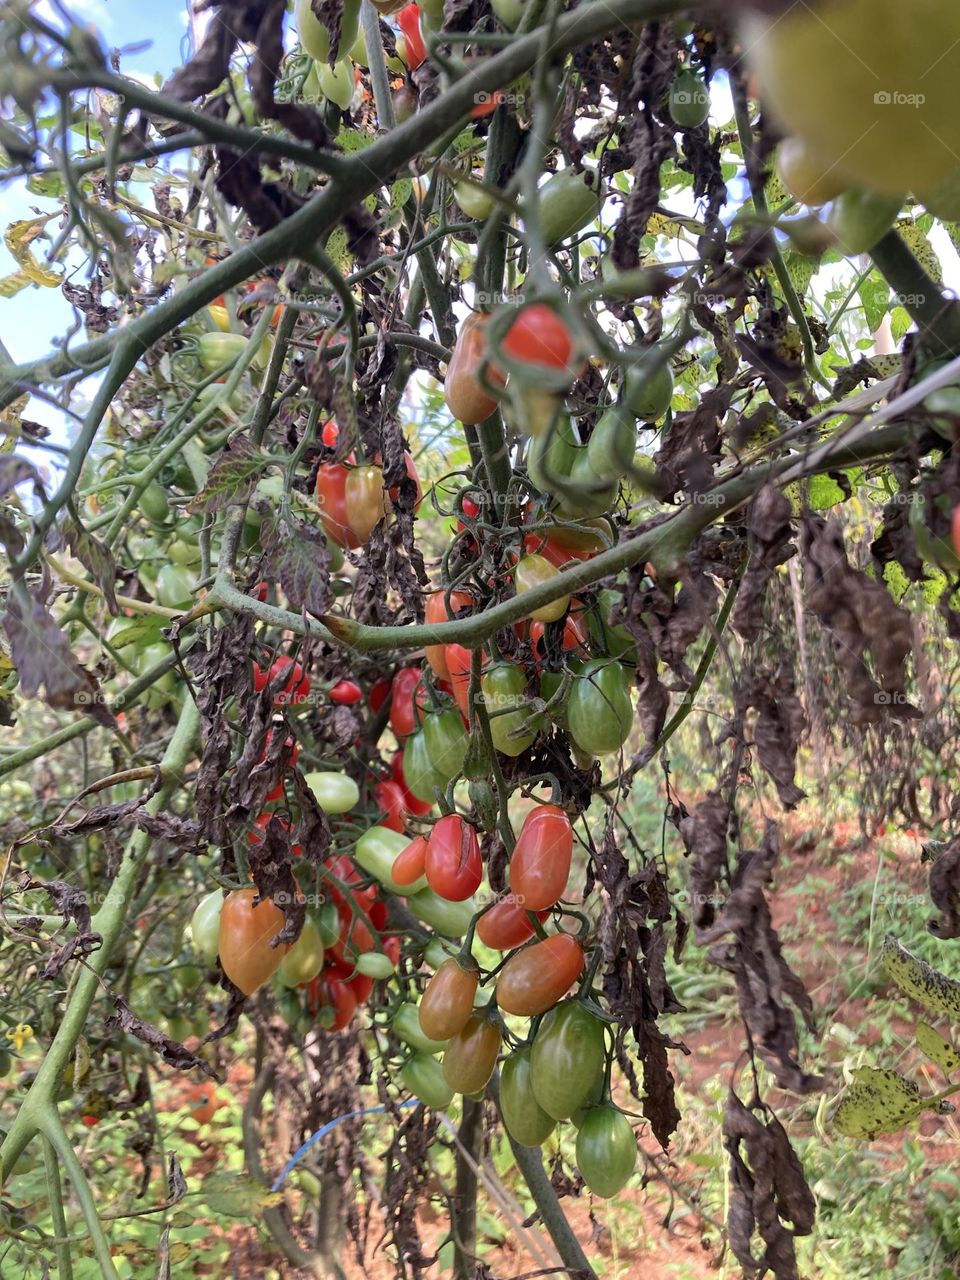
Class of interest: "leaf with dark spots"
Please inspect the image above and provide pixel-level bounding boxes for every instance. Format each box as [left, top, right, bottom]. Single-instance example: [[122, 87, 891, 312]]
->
[[732, 486, 795, 643], [927, 836, 960, 939], [247, 815, 306, 946], [638, 1019, 682, 1151], [19, 877, 101, 977], [802, 516, 920, 724], [31, 777, 160, 842], [4, 590, 115, 727], [226, 695, 277, 817], [290, 768, 332, 866], [724, 1090, 815, 1280], [653, 388, 729, 502], [737, 665, 806, 810], [62, 517, 119, 614], [260, 512, 333, 617], [106, 996, 216, 1077], [186, 434, 263, 516], [135, 810, 205, 852]]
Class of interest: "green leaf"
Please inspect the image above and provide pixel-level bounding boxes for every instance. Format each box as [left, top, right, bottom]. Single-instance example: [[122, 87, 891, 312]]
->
[[915, 1020, 960, 1075], [882, 934, 960, 1018], [896, 219, 942, 283], [890, 305, 913, 343], [807, 473, 846, 511], [200, 1171, 281, 1218], [834, 1066, 924, 1140], [858, 275, 889, 334]]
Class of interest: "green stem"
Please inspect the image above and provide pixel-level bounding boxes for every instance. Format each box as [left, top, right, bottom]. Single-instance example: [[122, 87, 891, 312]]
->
[[42, 1134, 74, 1280], [41, 1119, 117, 1278], [451, 1098, 483, 1280]]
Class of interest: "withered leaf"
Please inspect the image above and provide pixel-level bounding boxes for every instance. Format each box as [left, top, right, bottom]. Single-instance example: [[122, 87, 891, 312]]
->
[[733, 486, 795, 644], [19, 877, 101, 977], [62, 517, 119, 614], [927, 836, 960, 940], [260, 512, 332, 617], [247, 814, 307, 946], [186, 435, 263, 516], [106, 996, 216, 1077]]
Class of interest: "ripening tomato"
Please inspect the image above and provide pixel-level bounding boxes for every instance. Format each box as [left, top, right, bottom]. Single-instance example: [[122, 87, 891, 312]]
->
[[514, 553, 570, 624], [424, 590, 473, 680], [480, 664, 536, 757], [374, 778, 408, 833], [566, 660, 634, 757], [575, 1106, 637, 1198], [425, 814, 482, 901], [444, 313, 506, 425], [476, 896, 549, 950], [345, 464, 387, 543], [184, 1081, 224, 1125], [444, 644, 475, 721], [442, 1012, 502, 1095], [418, 956, 479, 1040], [402, 1052, 454, 1108], [389, 666, 425, 739], [329, 678, 363, 706], [396, 4, 426, 70], [500, 1047, 557, 1147], [316, 462, 359, 550], [218, 889, 289, 995], [253, 656, 311, 705], [501, 305, 578, 380], [321, 419, 340, 447], [529, 1001, 605, 1120], [307, 975, 358, 1031], [496, 934, 584, 1016], [509, 805, 573, 911], [392, 834, 429, 888], [523, 528, 605, 570]]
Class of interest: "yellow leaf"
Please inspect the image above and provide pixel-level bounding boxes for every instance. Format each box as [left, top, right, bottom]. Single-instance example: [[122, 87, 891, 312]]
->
[[3, 216, 60, 289]]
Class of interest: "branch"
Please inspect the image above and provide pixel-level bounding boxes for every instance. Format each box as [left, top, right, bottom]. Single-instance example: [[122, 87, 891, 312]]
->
[[870, 229, 960, 355]]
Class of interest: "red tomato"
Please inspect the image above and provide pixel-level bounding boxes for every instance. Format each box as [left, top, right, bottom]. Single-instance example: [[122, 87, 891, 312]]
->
[[81, 1114, 100, 1128], [307, 975, 358, 1030], [369, 676, 391, 713], [392, 751, 433, 816], [509, 805, 573, 911], [315, 462, 358, 549], [218, 889, 290, 995], [476, 895, 549, 950], [321, 419, 340, 447], [329, 678, 363, 706], [523, 531, 598, 570], [184, 1081, 223, 1124], [348, 968, 375, 1004], [396, 4, 427, 70], [393, 833, 429, 886], [368, 897, 389, 930], [495, 933, 585, 1016], [383, 934, 401, 965], [252, 656, 310, 705], [383, 450, 422, 507], [424, 589, 473, 680], [444, 644, 475, 721], [425, 814, 482, 901], [375, 778, 408, 833], [471, 89, 503, 119], [252, 581, 269, 602], [389, 666, 425, 739], [528, 612, 589, 657], [502, 305, 578, 378]]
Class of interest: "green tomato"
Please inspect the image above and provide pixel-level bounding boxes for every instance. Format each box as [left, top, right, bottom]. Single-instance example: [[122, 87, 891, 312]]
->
[[154, 564, 195, 610], [134, 642, 178, 708], [196, 382, 245, 417], [585, 590, 636, 662], [423, 937, 455, 970], [480, 664, 537, 757], [295, 0, 361, 64], [559, 452, 617, 519], [575, 1105, 637, 1198], [828, 188, 903, 255], [401, 1052, 454, 1109], [455, 179, 495, 221], [402, 730, 447, 804], [527, 412, 580, 493], [920, 169, 960, 222], [392, 1002, 449, 1054], [317, 57, 355, 111], [537, 169, 603, 246], [190, 891, 223, 966], [349, 27, 369, 65], [500, 1047, 557, 1147], [624, 356, 674, 421], [198, 332, 248, 373], [529, 1001, 606, 1120], [668, 69, 710, 128], [168, 537, 201, 567], [515, 553, 569, 624], [354, 824, 419, 893], [586, 406, 637, 484], [140, 480, 170, 524], [491, 0, 523, 27], [407, 888, 477, 937], [421, 709, 469, 785], [566, 659, 634, 757], [315, 899, 341, 950], [277, 919, 325, 987], [303, 770, 360, 814], [355, 951, 396, 979]]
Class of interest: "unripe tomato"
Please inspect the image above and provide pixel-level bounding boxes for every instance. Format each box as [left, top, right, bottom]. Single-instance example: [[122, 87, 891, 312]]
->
[[393, 751, 434, 817], [253, 656, 310, 705], [509, 805, 573, 911], [586, 590, 636, 661], [344, 465, 386, 544], [189, 890, 223, 966], [317, 57, 355, 111], [397, 731, 443, 804], [624, 356, 673, 421], [425, 814, 482, 901], [586, 406, 637, 482], [442, 1012, 501, 1095], [329, 678, 363, 705], [355, 950, 396, 978], [444, 643, 475, 720], [776, 136, 847, 208], [491, 0, 523, 27], [393, 1002, 449, 1053], [389, 666, 425, 739], [480, 664, 536, 757], [500, 1047, 556, 1147], [566, 660, 633, 756], [496, 934, 585, 1016], [391, 833, 430, 889], [396, 5, 426, 70], [295, 0, 361, 63], [307, 975, 358, 1031], [424, 590, 473, 679], [536, 169, 603, 246], [444, 313, 506, 426], [575, 1106, 637, 1198], [354, 823, 414, 892], [198, 332, 247, 373], [530, 1001, 606, 1120], [476, 895, 548, 950], [277, 919, 325, 987], [302, 770, 360, 813], [418, 956, 479, 1040], [218, 889, 289, 995], [401, 1052, 453, 1108], [668, 69, 710, 128], [140, 480, 171, 524], [392, 84, 417, 123], [455, 178, 494, 221], [514, 553, 569, 624], [407, 887, 478, 937], [422, 708, 469, 784], [739, 1, 960, 197], [154, 564, 194, 610], [828, 188, 903, 255], [502, 305, 578, 379]]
